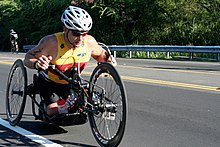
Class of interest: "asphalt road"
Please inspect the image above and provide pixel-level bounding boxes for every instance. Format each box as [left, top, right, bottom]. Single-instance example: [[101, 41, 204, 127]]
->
[[0, 52, 220, 147]]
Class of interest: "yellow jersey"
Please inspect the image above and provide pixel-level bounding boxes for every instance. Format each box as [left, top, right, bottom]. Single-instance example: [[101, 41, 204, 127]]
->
[[48, 32, 91, 84]]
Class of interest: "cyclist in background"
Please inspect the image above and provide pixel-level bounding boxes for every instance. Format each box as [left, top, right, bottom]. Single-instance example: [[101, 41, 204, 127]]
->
[[10, 29, 19, 53], [24, 6, 116, 117]]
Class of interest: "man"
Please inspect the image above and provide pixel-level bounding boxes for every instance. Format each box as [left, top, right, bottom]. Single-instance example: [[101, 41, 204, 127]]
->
[[10, 29, 19, 53], [24, 6, 116, 116]]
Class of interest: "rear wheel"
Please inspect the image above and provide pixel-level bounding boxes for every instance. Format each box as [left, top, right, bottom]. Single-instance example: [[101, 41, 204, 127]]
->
[[89, 62, 127, 147], [6, 59, 27, 126]]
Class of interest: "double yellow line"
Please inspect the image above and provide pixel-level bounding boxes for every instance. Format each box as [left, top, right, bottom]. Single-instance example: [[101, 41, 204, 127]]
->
[[82, 71, 218, 91], [1, 59, 219, 92], [121, 76, 218, 91], [84, 64, 220, 91]]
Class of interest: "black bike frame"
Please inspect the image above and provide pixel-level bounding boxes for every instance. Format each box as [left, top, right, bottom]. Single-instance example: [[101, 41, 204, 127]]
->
[[27, 64, 94, 122]]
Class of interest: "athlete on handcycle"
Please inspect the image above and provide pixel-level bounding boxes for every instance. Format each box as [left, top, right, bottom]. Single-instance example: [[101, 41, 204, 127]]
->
[[23, 6, 116, 117]]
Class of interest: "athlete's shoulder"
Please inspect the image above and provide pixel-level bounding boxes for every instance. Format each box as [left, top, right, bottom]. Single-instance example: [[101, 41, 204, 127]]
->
[[40, 34, 57, 45], [86, 34, 95, 41], [85, 35, 98, 47]]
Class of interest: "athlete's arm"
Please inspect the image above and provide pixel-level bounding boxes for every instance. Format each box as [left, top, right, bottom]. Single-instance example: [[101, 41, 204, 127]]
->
[[24, 35, 56, 70], [87, 35, 117, 66]]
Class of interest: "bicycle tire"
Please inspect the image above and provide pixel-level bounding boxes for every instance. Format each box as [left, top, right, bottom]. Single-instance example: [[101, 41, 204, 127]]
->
[[88, 62, 127, 147], [6, 59, 27, 126]]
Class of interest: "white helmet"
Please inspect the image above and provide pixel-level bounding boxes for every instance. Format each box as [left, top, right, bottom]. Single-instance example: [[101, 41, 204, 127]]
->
[[61, 6, 92, 31]]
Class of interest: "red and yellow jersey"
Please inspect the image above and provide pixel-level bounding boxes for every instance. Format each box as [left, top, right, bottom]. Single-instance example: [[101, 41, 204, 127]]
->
[[48, 32, 91, 84]]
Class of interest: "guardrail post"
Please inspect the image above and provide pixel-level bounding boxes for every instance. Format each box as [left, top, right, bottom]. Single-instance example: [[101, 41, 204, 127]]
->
[[129, 51, 132, 58], [167, 52, 170, 59], [146, 51, 150, 58], [189, 52, 193, 60], [114, 51, 116, 57], [217, 53, 219, 61]]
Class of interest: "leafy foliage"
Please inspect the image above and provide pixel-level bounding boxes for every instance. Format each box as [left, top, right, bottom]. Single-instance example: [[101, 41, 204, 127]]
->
[[0, 0, 220, 59]]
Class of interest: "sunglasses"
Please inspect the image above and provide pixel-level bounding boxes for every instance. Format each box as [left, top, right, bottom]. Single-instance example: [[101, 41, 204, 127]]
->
[[70, 30, 88, 37]]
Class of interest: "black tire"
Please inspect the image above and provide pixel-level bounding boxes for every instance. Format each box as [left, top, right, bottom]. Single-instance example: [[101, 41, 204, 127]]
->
[[89, 62, 127, 147], [6, 59, 27, 126]]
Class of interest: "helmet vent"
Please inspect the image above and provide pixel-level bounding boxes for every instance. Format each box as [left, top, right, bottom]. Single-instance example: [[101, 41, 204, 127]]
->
[[73, 23, 81, 29], [69, 11, 74, 18], [62, 14, 66, 20], [76, 11, 80, 15], [65, 21, 72, 27], [67, 14, 73, 20]]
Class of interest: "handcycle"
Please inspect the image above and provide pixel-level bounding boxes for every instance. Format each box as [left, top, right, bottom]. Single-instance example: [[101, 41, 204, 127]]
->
[[5, 43, 127, 147]]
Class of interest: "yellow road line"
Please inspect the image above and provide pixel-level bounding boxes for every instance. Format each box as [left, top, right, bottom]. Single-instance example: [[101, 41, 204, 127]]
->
[[117, 64, 220, 75], [0, 60, 14, 64], [82, 71, 218, 91], [121, 76, 218, 91]]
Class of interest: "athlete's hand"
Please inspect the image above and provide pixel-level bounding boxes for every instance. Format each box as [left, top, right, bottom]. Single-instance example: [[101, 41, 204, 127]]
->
[[35, 55, 52, 70]]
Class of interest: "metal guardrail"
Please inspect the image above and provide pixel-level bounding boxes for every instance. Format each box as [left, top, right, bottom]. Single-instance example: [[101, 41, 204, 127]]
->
[[23, 45, 36, 52], [23, 45, 220, 60], [108, 45, 220, 60], [108, 45, 220, 52]]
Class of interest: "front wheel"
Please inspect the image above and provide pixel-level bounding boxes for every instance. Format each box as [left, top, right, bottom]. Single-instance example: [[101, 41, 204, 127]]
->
[[6, 59, 27, 126], [89, 62, 127, 147]]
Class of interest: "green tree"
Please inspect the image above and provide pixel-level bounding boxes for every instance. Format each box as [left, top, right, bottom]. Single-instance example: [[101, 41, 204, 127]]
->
[[1, 0, 220, 56], [157, 0, 220, 45], [0, 0, 71, 50], [0, 0, 21, 50]]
